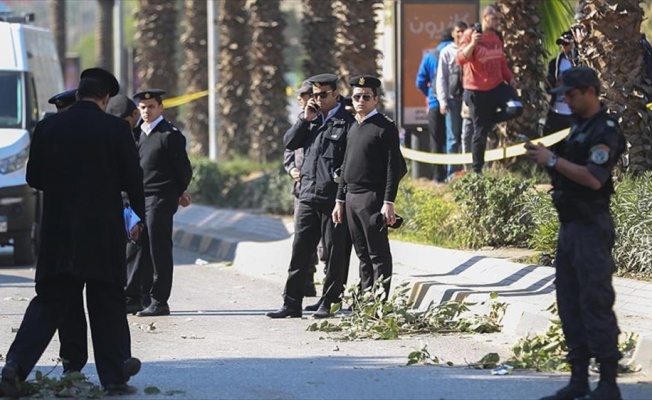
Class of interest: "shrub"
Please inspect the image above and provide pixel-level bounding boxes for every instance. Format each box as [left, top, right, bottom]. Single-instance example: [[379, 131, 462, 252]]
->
[[522, 188, 558, 256]]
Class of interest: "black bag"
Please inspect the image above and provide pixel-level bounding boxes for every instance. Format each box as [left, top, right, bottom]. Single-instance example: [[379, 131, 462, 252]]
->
[[494, 82, 523, 123]]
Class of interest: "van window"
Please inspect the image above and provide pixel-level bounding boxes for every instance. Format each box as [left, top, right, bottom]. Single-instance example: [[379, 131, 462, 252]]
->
[[0, 71, 22, 129], [25, 73, 39, 127]]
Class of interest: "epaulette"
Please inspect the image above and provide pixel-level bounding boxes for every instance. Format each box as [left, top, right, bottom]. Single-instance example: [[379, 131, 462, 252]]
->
[[382, 114, 394, 123]]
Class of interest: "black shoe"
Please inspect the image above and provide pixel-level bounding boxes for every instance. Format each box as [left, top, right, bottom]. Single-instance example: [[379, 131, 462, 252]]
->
[[136, 304, 170, 317], [313, 302, 333, 319], [304, 298, 323, 312], [0, 364, 21, 399], [104, 383, 137, 396], [122, 357, 141, 382], [126, 302, 143, 315], [265, 306, 302, 319], [540, 382, 590, 400], [580, 382, 621, 400]]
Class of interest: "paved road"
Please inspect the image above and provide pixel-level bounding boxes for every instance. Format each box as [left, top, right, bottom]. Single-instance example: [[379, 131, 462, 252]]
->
[[1, 247, 651, 399]]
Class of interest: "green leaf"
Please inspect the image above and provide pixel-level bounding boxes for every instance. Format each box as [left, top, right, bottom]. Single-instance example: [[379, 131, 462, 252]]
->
[[144, 386, 162, 395]]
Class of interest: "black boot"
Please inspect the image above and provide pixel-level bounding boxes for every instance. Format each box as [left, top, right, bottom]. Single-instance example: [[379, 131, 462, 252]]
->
[[304, 266, 317, 297], [304, 297, 323, 312], [581, 361, 621, 400], [540, 361, 590, 400]]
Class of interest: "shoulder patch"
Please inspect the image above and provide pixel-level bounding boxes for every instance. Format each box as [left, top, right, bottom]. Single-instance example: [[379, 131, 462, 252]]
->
[[590, 144, 611, 165]]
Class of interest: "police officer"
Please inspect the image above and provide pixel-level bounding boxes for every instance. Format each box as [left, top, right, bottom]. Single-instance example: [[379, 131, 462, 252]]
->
[[525, 66, 626, 400], [127, 89, 193, 317], [332, 75, 405, 299], [267, 73, 355, 319], [48, 89, 77, 113]]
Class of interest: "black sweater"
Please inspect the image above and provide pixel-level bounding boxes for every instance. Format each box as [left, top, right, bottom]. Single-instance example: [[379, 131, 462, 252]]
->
[[337, 112, 402, 202], [135, 118, 193, 197]]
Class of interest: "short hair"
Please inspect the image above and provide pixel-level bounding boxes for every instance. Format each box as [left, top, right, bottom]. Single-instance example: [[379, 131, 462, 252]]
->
[[482, 4, 500, 18], [77, 78, 111, 100], [455, 21, 469, 30]]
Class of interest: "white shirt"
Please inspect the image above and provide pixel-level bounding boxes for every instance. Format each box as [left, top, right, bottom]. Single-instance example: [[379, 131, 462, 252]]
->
[[140, 115, 164, 136], [435, 42, 459, 106], [356, 108, 378, 123]]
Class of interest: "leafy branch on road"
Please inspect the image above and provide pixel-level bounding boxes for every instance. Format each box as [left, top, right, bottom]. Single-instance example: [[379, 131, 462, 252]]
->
[[12, 359, 105, 399], [307, 278, 507, 340]]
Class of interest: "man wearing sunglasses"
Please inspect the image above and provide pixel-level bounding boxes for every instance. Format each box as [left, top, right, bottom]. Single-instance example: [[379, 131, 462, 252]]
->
[[332, 75, 405, 299], [268, 74, 355, 319]]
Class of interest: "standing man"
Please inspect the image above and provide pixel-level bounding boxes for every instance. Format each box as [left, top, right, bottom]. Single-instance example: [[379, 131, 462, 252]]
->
[[107, 94, 141, 131], [457, 4, 517, 173], [526, 67, 626, 400], [0, 68, 145, 396], [544, 31, 577, 136], [332, 75, 404, 299], [416, 30, 453, 184], [436, 21, 468, 180], [127, 89, 193, 317], [268, 73, 354, 319]]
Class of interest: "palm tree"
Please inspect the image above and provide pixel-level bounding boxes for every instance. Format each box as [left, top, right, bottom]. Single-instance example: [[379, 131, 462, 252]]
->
[[134, 0, 179, 122], [48, 0, 66, 76], [575, 0, 652, 173], [96, 0, 114, 72], [181, 0, 208, 156], [246, 0, 289, 163], [217, 0, 251, 160], [301, 0, 337, 78]]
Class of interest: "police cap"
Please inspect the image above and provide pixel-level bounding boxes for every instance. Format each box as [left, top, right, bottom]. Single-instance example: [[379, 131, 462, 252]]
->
[[307, 74, 338, 88], [349, 75, 382, 89], [296, 80, 313, 96], [106, 94, 137, 119], [551, 66, 600, 95], [48, 89, 77, 110], [80, 68, 120, 97], [133, 89, 166, 102]]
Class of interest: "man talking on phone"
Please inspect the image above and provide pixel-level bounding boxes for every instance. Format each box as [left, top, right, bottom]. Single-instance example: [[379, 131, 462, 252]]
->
[[267, 74, 355, 319]]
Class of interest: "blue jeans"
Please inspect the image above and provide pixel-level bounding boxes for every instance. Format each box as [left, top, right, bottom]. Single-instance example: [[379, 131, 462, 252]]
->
[[445, 98, 463, 177]]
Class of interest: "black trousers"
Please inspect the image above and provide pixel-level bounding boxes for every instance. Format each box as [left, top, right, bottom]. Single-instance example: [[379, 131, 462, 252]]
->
[[543, 111, 572, 136], [345, 190, 393, 297], [428, 107, 447, 182], [464, 84, 506, 173], [57, 293, 87, 372], [555, 213, 622, 363], [283, 200, 349, 308], [4, 275, 131, 386], [125, 193, 178, 306]]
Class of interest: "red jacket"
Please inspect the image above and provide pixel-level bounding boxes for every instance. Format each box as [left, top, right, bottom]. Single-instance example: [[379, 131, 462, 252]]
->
[[457, 28, 512, 91]]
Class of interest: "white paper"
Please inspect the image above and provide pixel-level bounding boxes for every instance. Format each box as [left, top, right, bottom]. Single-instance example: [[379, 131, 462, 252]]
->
[[123, 206, 141, 240]]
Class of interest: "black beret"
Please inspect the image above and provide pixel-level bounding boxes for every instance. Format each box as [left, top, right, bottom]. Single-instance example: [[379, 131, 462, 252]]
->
[[80, 68, 120, 97], [48, 89, 77, 110], [296, 80, 313, 95], [133, 89, 166, 101], [349, 75, 382, 89], [106, 94, 137, 118], [307, 74, 338, 87]]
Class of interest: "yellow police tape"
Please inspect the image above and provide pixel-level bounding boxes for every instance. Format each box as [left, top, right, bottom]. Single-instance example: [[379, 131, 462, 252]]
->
[[401, 127, 570, 165], [162, 89, 210, 109]]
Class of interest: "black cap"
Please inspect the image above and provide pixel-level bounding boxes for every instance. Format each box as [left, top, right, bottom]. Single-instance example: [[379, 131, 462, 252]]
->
[[80, 68, 120, 96], [349, 75, 382, 89], [556, 31, 574, 46], [133, 89, 166, 101], [48, 89, 77, 110], [307, 74, 338, 87], [106, 94, 137, 119], [296, 80, 312, 95], [551, 66, 600, 95]]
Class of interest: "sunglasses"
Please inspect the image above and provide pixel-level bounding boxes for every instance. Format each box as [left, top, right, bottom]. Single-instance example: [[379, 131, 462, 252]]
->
[[312, 90, 333, 99], [352, 94, 373, 102]]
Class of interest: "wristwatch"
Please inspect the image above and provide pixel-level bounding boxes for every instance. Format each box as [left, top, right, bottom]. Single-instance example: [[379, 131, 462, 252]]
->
[[546, 154, 558, 168]]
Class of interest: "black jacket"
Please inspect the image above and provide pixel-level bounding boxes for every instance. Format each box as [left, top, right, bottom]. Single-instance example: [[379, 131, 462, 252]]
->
[[26, 101, 146, 284], [284, 104, 355, 204]]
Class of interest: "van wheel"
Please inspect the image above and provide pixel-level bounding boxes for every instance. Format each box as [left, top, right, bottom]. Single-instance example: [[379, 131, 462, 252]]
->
[[14, 231, 36, 265]]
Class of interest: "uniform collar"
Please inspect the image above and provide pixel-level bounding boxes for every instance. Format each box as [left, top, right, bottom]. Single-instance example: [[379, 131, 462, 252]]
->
[[141, 115, 164, 136], [356, 109, 378, 123]]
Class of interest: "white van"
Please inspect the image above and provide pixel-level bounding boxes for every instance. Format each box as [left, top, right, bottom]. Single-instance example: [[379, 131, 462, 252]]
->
[[0, 14, 64, 264]]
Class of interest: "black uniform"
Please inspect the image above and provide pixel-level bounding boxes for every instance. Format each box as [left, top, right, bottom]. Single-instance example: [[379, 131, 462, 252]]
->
[[550, 107, 625, 365], [281, 104, 355, 309], [337, 111, 403, 296], [2, 99, 146, 387], [125, 118, 192, 311]]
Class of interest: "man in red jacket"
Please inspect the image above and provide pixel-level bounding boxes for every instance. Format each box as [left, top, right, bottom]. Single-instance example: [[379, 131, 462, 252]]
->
[[457, 4, 517, 173]]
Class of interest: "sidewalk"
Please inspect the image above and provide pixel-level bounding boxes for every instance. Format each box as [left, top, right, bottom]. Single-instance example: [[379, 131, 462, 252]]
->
[[173, 205, 652, 375]]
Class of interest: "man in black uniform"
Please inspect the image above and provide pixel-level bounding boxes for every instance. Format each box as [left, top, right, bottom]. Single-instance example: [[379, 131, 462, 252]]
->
[[332, 75, 404, 299], [125, 89, 193, 317], [48, 89, 77, 113], [267, 73, 355, 319], [525, 66, 626, 400], [0, 68, 146, 397]]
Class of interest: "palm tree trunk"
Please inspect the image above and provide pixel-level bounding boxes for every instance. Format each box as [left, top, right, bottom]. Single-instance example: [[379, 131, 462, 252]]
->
[[576, 0, 652, 173], [96, 0, 114, 72], [217, 0, 251, 160], [246, 0, 289, 163], [301, 0, 337, 78], [181, 0, 208, 156], [49, 0, 66, 76]]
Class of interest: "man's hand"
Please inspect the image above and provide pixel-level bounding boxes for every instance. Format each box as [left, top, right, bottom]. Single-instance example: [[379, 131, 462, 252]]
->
[[179, 192, 191, 207], [525, 142, 554, 166], [304, 98, 320, 121], [439, 103, 448, 115], [129, 222, 144, 242], [381, 202, 396, 227], [289, 167, 300, 181], [470, 31, 482, 45], [332, 202, 344, 225]]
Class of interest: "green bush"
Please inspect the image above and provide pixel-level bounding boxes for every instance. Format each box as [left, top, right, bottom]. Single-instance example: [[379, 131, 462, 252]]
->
[[451, 173, 534, 248], [260, 166, 295, 215], [522, 189, 559, 256]]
